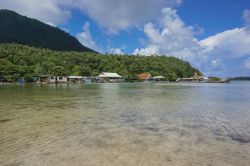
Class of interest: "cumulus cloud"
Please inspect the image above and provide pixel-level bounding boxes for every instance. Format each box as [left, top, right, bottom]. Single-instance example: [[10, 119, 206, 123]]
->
[[199, 24, 250, 76], [199, 28, 250, 59], [75, 0, 182, 33], [133, 8, 202, 61], [134, 45, 160, 56], [76, 22, 99, 51], [76, 22, 125, 54], [108, 47, 124, 55], [133, 8, 250, 76], [243, 9, 250, 27]]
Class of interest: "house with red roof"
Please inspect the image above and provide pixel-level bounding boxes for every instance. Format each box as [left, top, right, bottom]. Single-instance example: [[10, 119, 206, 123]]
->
[[137, 72, 153, 81]]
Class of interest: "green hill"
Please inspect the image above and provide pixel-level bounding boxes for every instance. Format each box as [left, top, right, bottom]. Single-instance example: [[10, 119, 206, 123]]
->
[[0, 43, 199, 82], [0, 44, 199, 82], [0, 9, 95, 52]]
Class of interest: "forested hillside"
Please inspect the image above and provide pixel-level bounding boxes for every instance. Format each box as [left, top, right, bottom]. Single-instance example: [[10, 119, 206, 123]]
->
[[0, 9, 95, 52], [0, 44, 200, 82]]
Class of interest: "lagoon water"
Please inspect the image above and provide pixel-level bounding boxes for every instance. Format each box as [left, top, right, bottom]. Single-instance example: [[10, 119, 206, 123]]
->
[[1, 82, 250, 166]]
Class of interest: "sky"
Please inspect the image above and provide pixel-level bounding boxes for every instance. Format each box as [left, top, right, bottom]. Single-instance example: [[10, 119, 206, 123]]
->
[[1, 0, 250, 77]]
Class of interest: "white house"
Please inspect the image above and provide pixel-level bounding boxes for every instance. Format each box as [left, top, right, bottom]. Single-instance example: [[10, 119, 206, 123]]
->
[[39, 75, 67, 83], [97, 72, 123, 83], [153, 76, 165, 81], [56, 76, 67, 83]]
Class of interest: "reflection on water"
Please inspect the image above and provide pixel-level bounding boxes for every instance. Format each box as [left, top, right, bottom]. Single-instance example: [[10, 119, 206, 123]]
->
[[1, 82, 250, 166]]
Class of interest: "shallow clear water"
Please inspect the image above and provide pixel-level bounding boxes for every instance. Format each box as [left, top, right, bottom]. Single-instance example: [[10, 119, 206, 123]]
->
[[1, 82, 250, 166]]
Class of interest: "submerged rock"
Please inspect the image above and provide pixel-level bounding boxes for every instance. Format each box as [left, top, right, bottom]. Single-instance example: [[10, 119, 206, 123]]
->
[[0, 119, 12, 123]]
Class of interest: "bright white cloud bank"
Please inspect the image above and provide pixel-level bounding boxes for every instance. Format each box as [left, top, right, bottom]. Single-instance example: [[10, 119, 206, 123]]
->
[[76, 22, 99, 51], [74, 0, 182, 33], [243, 9, 250, 26], [134, 8, 250, 76], [133, 8, 200, 60], [200, 28, 250, 59], [76, 22, 124, 54], [107, 47, 124, 55]]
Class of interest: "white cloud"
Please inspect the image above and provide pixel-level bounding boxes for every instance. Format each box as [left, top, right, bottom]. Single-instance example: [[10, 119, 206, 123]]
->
[[133, 8, 202, 61], [76, 22, 125, 54], [0, 0, 72, 25], [76, 22, 99, 51], [108, 48, 124, 55], [133, 8, 250, 76], [244, 59, 250, 69], [243, 9, 250, 26], [199, 28, 250, 59], [71, 0, 183, 33], [210, 59, 225, 71], [134, 45, 160, 56]]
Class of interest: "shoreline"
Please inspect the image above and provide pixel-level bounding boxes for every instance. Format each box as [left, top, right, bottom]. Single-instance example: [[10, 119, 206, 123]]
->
[[0, 81, 232, 86]]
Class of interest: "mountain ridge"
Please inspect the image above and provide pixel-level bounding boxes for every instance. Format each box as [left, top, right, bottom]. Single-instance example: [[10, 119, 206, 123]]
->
[[0, 9, 95, 52]]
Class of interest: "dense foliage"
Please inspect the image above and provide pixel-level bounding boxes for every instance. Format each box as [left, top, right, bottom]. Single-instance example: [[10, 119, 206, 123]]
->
[[0, 9, 94, 52], [0, 44, 200, 82], [208, 77, 221, 82]]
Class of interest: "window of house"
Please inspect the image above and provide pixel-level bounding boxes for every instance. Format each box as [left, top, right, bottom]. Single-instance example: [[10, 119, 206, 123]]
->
[[59, 77, 62, 80], [51, 77, 54, 80]]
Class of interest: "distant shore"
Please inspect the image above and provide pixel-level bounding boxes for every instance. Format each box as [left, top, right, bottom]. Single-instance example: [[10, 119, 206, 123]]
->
[[0, 80, 234, 86]]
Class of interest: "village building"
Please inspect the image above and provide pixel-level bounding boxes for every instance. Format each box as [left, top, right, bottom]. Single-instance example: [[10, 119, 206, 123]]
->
[[219, 78, 230, 83], [97, 72, 123, 83], [39, 75, 55, 83], [67, 76, 83, 83], [176, 71, 208, 82], [83, 77, 96, 84], [39, 75, 67, 83], [153, 76, 165, 82], [56, 76, 67, 83], [137, 72, 153, 81]]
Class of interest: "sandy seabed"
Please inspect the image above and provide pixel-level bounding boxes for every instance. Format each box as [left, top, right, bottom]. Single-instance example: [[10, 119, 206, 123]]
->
[[1, 83, 250, 166]]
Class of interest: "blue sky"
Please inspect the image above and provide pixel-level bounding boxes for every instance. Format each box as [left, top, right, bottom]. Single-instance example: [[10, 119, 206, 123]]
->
[[1, 0, 250, 76]]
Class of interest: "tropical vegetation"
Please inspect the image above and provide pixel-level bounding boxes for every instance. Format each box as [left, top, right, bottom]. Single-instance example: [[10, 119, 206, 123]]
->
[[0, 43, 200, 83]]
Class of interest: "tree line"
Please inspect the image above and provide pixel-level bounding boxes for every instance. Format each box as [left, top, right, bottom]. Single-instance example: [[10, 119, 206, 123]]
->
[[0, 43, 201, 83]]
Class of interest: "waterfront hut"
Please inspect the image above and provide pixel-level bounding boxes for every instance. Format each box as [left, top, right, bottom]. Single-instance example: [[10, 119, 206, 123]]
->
[[137, 72, 153, 81], [219, 78, 230, 83], [176, 70, 208, 82], [39, 75, 56, 83], [39, 75, 67, 83], [153, 76, 165, 82], [97, 72, 123, 83], [67, 76, 83, 83], [199, 76, 208, 81], [55, 76, 67, 83], [83, 77, 96, 84]]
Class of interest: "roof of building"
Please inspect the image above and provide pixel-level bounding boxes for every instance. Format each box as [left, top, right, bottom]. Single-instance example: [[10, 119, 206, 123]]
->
[[40, 75, 66, 77], [153, 76, 165, 79], [137, 72, 152, 80], [68, 76, 83, 79], [98, 72, 122, 78]]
